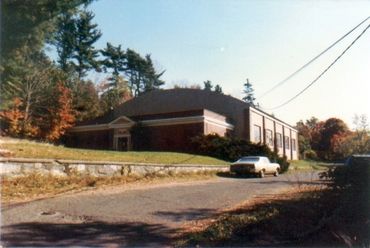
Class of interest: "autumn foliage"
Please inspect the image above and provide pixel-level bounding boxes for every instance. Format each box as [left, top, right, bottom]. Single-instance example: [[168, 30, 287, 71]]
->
[[45, 83, 75, 141], [297, 116, 370, 161], [0, 83, 75, 142]]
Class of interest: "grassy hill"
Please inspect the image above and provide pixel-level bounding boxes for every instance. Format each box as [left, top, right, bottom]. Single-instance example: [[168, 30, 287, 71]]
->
[[0, 137, 228, 165]]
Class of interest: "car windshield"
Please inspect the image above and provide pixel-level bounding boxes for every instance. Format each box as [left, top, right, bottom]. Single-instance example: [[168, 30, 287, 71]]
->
[[237, 157, 260, 162]]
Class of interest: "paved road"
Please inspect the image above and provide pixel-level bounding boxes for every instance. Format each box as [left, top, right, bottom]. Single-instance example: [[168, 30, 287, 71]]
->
[[1, 172, 319, 247]]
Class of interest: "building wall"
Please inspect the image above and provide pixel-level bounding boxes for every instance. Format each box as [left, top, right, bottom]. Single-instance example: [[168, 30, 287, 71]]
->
[[139, 122, 204, 152], [66, 129, 114, 150], [275, 123, 284, 156], [203, 109, 232, 136], [248, 107, 298, 160]]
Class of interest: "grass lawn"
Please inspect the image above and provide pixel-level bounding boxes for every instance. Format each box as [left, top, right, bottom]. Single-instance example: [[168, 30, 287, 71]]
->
[[288, 160, 330, 172], [0, 137, 227, 165]]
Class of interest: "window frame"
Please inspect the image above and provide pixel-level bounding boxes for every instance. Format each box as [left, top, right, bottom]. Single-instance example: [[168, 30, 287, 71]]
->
[[284, 136, 290, 150], [265, 129, 273, 147], [254, 125, 261, 143]]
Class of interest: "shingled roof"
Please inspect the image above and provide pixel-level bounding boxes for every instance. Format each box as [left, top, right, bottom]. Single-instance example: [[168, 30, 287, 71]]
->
[[81, 88, 249, 125]]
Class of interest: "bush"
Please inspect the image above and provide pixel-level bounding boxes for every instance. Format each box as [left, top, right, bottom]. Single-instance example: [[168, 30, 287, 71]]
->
[[191, 134, 290, 173], [304, 149, 318, 160]]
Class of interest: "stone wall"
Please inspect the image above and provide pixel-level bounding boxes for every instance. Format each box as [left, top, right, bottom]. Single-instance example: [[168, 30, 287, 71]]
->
[[0, 158, 228, 178]]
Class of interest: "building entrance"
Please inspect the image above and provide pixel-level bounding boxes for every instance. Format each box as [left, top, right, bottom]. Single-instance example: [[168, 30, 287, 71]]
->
[[117, 137, 129, 151]]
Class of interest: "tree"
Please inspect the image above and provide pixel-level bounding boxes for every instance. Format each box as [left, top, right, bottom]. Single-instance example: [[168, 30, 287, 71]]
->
[[242, 78, 256, 106], [0, 0, 93, 93], [52, 8, 102, 80], [1, 0, 92, 63], [70, 10, 102, 79], [101, 42, 126, 78], [73, 80, 102, 122], [98, 76, 132, 113], [203, 80, 213, 91], [142, 54, 165, 93], [45, 83, 75, 141], [53, 12, 78, 73], [124, 49, 165, 97], [0, 55, 76, 141], [332, 114, 370, 159], [99, 43, 132, 111], [214, 84, 223, 93], [318, 118, 349, 160]]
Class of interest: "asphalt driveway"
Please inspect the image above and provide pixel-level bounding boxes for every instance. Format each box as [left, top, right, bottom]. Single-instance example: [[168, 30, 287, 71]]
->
[[1, 172, 320, 247]]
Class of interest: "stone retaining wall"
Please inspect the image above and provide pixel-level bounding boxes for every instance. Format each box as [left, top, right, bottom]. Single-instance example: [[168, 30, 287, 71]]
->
[[0, 158, 229, 177]]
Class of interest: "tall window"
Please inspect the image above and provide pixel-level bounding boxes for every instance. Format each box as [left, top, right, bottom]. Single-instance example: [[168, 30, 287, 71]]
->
[[284, 136, 290, 150], [265, 129, 273, 146], [276, 133, 282, 148], [292, 138, 296, 151], [254, 125, 261, 143]]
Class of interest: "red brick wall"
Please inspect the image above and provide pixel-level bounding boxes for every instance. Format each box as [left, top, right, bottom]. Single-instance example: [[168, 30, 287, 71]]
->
[[137, 123, 204, 152], [65, 129, 114, 150]]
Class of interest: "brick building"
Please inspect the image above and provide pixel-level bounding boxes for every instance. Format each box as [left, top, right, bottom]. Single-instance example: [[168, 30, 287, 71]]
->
[[67, 89, 298, 160]]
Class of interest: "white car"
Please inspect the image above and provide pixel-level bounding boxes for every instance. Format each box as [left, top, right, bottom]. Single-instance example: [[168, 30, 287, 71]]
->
[[230, 156, 280, 178]]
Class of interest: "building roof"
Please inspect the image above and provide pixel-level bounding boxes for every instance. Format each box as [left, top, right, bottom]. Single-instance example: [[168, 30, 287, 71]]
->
[[78, 88, 296, 130], [81, 88, 249, 125]]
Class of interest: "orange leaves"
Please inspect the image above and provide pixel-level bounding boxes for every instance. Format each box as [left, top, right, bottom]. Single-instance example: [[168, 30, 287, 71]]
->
[[46, 83, 75, 141], [1, 83, 75, 142], [0, 98, 25, 136]]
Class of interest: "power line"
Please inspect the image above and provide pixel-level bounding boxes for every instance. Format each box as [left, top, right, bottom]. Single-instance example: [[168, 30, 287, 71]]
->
[[258, 16, 370, 99], [262, 23, 370, 111]]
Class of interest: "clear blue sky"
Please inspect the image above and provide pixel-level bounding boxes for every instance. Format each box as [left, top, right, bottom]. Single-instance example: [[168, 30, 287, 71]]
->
[[86, 0, 370, 127]]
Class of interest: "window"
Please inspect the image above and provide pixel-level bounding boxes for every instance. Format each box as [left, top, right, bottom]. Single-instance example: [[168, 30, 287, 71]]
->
[[265, 129, 273, 146], [238, 157, 260, 163], [284, 136, 290, 150], [254, 125, 261, 143], [292, 138, 296, 151], [276, 133, 282, 148]]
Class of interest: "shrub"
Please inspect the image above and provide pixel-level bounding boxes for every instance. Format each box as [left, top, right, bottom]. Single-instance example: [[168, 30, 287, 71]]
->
[[191, 134, 289, 173], [304, 149, 318, 160]]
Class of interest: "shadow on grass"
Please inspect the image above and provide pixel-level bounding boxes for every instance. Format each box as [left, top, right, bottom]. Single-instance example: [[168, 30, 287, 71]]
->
[[2, 221, 178, 247]]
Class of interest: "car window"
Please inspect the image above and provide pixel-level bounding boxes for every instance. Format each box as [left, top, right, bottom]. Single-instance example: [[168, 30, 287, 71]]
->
[[238, 157, 260, 162]]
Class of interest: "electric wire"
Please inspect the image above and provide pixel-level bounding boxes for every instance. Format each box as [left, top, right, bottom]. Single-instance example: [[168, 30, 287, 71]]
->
[[262, 23, 370, 111], [258, 16, 370, 99]]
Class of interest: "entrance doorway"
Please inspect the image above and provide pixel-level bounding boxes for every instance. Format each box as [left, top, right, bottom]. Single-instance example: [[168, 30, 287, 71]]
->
[[117, 137, 129, 151]]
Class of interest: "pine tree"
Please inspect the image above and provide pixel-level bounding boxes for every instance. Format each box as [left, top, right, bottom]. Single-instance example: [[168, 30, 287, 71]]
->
[[242, 78, 256, 106], [203, 80, 213, 91], [72, 10, 102, 79], [53, 12, 77, 73], [101, 42, 126, 78], [124, 49, 165, 97], [53, 9, 102, 80], [214, 84, 223, 93]]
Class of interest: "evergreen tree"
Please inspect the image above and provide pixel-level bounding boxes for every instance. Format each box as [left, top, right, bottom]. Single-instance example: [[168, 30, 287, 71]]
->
[[53, 12, 77, 73], [52, 9, 102, 80], [72, 10, 102, 79], [203, 80, 213, 91], [101, 42, 126, 78], [124, 49, 165, 97], [142, 54, 165, 93], [242, 78, 256, 106], [214, 84, 223, 93]]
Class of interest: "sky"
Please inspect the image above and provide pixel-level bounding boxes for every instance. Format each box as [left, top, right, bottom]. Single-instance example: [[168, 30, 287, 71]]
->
[[85, 0, 370, 128]]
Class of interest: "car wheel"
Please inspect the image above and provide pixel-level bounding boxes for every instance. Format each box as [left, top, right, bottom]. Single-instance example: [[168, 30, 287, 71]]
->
[[259, 170, 265, 178], [274, 168, 279, 177]]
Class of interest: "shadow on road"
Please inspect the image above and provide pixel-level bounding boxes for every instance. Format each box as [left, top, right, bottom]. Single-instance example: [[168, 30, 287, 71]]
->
[[154, 208, 218, 222], [2, 221, 178, 247], [216, 172, 257, 179]]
